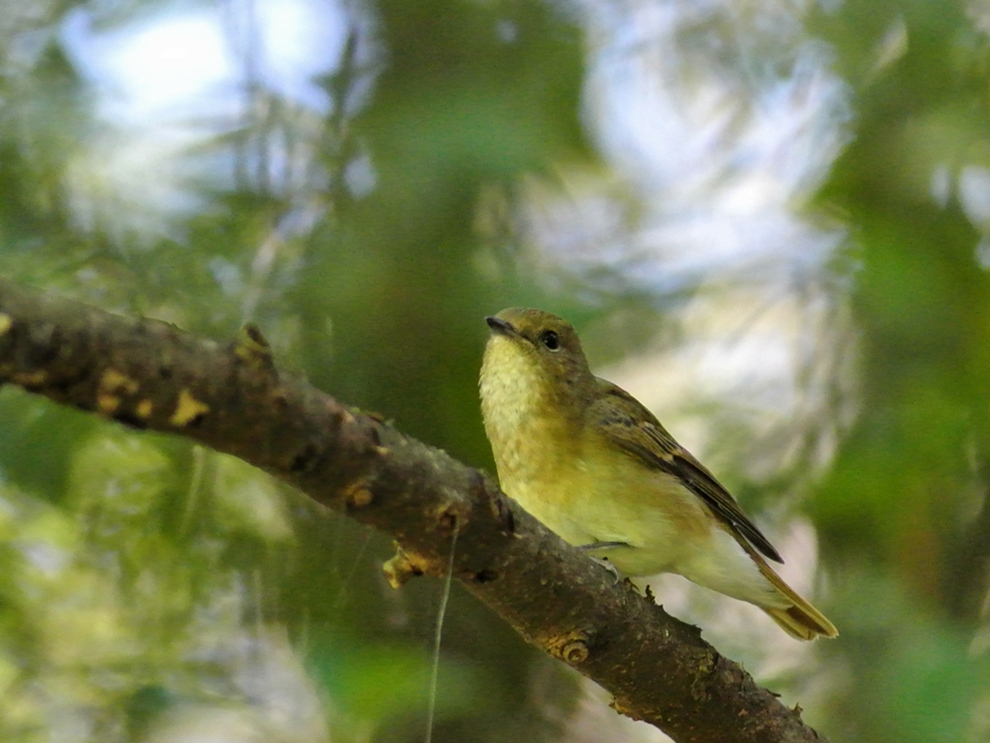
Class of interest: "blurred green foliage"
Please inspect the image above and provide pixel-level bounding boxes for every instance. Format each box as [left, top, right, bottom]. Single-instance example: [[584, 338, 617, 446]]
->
[[1, 0, 989, 742]]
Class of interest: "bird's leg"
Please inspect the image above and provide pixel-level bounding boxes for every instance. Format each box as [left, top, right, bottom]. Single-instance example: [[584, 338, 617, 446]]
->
[[578, 541, 629, 551]]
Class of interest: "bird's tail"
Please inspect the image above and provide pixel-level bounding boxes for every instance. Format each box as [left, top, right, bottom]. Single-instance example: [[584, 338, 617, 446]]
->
[[741, 541, 838, 640], [762, 602, 837, 641]]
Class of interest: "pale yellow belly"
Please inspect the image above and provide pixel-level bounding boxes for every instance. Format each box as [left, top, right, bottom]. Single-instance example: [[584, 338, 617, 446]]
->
[[494, 437, 782, 606], [498, 445, 712, 576]]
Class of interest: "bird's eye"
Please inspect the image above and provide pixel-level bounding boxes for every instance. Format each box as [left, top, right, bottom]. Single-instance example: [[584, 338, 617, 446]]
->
[[540, 330, 560, 351]]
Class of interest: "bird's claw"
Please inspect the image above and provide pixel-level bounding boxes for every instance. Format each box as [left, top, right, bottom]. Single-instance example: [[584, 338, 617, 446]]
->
[[576, 542, 626, 584], [589, 555, 621, 583]]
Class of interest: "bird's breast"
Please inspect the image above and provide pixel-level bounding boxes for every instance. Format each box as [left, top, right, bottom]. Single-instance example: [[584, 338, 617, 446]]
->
[[479, 337, 577, 514]]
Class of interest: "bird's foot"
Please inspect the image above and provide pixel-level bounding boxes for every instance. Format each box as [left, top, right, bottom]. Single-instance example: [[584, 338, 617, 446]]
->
[[589, 556, 621, 583], [577, 542, 628, 584]]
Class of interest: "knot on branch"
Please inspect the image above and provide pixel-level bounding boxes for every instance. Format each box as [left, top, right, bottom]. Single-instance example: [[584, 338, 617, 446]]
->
[[548, 630, 592, 664], [231, 323, 277, 376], [610, 697, 641, 721], [435, 502, 466, 536], [342, 476, 375, 509], [382, 546, 429, 588]]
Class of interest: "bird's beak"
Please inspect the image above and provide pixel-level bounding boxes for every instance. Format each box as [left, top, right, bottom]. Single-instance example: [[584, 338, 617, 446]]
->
[[486, 316, 516, 336]]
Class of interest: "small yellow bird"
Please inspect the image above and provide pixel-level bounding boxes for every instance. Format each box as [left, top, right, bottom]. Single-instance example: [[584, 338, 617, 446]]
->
[[479, 308, 837, 640]]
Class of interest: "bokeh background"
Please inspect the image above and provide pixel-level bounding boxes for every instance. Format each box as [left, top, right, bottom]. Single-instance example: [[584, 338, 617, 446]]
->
[[1, 0, 988, 741]]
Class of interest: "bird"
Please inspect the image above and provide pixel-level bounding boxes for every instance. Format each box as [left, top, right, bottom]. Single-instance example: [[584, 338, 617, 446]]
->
[[479, 307, 837, 640]]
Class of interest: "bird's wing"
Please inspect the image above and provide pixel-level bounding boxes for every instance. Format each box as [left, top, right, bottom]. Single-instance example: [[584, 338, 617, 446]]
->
[[590, 379, 783, 563]]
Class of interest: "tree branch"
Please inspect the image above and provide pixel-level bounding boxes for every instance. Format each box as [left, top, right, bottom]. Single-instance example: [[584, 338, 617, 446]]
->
[[0, 278, 827, 743]]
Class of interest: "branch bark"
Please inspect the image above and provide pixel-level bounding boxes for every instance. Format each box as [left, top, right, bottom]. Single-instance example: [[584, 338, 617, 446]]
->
[[0, 278, 828, 743]]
